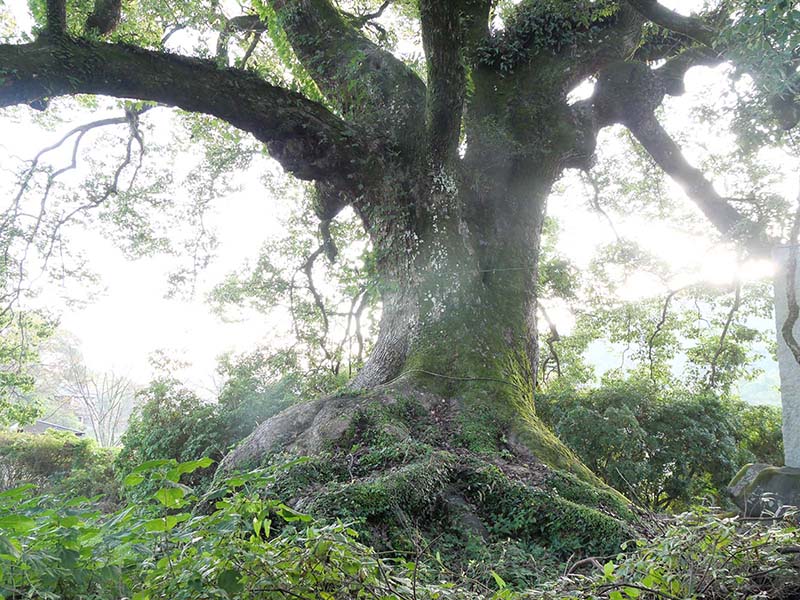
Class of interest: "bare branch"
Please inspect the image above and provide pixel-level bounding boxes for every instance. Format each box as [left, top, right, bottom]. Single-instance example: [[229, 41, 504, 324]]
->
[[647, 287, 682, 382], [537, 304, 562, 382], [216, 15, 267, 66], [349, 0, 393, 26], [0, 106, 150, 317], [582, 171, 621, 242], [301, 245, 330, 342], [240, 33, 262, 69], [708, 279, 742, 388]]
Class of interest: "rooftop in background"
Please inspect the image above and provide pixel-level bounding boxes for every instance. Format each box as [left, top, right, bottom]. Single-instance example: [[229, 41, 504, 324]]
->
[[20, 420, 85, 437]]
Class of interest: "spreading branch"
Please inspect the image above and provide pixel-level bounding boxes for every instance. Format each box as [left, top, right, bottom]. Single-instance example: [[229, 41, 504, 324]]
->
[[0, 38, 376, 192], [624, 0, 715, 47], [1, 106, 149, 317]]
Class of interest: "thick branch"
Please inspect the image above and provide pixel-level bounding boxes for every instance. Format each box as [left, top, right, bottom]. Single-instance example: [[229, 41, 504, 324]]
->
[[0, 38, 376, 192], [626, 114, 763, 249], [85, 0, 123, 35], [625, 0, 715, 47], [627, 0, 799, 129], [582, 60, 770, 255], [45, 0, 67, 36], [419, 0, 490, 166], [269, 0, 425, 151], [656, 47, 722, 96]]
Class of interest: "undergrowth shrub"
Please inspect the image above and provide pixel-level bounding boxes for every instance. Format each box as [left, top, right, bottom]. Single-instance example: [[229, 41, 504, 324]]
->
[[0, 456, 797, 599], [526, 508, 800, 600], [115, 374, 295, 487], [0, 458, 484, 599], [0, 430, 119, 505], [536, 377, 783, 510]]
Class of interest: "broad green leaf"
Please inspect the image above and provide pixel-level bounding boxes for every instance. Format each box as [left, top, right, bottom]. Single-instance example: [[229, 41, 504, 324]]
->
[[124, 473, 146, 487], [154, 487, 186, 508], [0, 516, 35, 534], [217, 569, 243, 595]]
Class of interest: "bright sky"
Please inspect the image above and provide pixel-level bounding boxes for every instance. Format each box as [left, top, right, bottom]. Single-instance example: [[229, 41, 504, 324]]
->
[[0, 0, 795, 402]]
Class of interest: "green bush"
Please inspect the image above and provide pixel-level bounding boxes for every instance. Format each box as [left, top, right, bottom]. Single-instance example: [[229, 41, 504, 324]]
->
[[114, 379, 225, 483], [115, 373, 296, 486], [0, 430, 119, 505], [737, 403, 784, 466], [536, 377, 783, 510]]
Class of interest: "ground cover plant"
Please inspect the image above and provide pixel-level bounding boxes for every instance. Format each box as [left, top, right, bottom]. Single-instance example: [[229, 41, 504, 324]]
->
[[0, 457, 797, 599]]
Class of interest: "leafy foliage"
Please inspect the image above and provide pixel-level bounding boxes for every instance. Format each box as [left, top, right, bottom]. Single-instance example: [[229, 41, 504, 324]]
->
[[0, 312, 54, 427], [536, 377, 782, 510], [0, 430, 120, 505], [0, 458, 488, 599], [115, 357, 302, 485]]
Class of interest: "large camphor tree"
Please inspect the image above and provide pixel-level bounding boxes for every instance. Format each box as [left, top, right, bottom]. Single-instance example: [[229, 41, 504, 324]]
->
[[1, 0, 798, 571]]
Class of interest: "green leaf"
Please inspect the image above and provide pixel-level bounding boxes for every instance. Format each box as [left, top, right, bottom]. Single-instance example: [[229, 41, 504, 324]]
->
[[0, 516, 35, 534], [603, 561, 616, 579], [124, 473, 145, 487], [165, 457, 214, 482], [154, 487, 186, 508], [131, 459, 174, 474], [0, 484, 35, 502], [144, 513, 189, 533], [275, 504, 312, 523], [217, 569, 243, 595], [490, 570, 506, 590]]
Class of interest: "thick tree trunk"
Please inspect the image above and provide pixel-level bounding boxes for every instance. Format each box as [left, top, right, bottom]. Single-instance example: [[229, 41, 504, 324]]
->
[[224, 157, 581, 470]]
